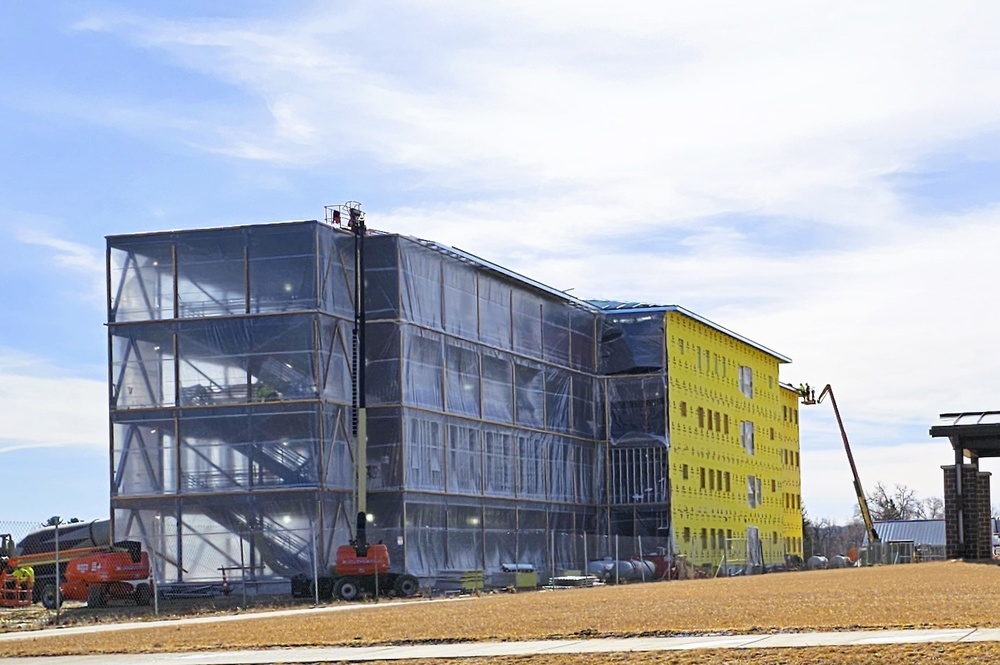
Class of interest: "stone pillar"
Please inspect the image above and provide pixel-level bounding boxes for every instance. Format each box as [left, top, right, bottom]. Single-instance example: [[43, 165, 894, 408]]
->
[[976, 471, 993, 560], [943, 464, 960, 559], [942, 464, 992, 560]]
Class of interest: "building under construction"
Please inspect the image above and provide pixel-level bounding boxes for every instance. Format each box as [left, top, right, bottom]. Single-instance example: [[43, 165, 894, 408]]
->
[[106, 212, 801, 588]]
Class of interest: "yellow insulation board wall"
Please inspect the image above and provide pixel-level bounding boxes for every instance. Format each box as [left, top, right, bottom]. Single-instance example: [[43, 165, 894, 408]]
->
[[665, 310, 802, 567]]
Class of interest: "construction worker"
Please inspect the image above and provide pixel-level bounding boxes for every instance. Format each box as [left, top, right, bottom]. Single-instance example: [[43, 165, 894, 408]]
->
[[11, 566, 32, 589], [256, 382, 280, 402]]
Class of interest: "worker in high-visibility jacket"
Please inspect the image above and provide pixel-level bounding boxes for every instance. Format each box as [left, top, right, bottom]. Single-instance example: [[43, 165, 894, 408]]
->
[[11, 566, 34, 589], [257, 383, 280, 401]]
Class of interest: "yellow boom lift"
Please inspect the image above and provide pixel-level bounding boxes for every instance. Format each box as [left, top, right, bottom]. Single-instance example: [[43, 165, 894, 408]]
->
[[800, 384, 880, 545]]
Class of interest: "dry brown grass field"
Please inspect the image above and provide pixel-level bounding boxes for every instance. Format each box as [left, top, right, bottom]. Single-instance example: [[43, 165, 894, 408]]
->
[[4, 561, 1000, 663]]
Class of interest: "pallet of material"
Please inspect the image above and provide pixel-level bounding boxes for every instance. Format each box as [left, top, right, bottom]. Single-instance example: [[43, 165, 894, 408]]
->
[[435, 570, 485, 591], [489, 570, 538, 589], [549, 575, 599, 588]]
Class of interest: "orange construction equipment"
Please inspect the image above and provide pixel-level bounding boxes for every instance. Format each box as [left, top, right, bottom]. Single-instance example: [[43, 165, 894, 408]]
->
[[326, 512, 417, 600], [0, 560, 32, 608], [0, 533, 151, 609], [60, 546, 151, 608]]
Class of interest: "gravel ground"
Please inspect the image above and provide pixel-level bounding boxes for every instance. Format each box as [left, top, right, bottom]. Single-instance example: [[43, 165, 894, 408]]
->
[[2, 561, 1000, 662]]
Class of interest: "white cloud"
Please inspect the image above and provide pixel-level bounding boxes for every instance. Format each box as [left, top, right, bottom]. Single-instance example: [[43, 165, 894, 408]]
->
[[69, 2, 1000, 224], [14, 228, 104, 276], [0, 349, 106, 453], [61, 2, 1000, 519], [10, 225, 106, 306]]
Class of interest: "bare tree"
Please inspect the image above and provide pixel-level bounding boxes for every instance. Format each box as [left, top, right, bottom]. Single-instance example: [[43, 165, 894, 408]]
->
[[922, 496, 945, 520], [812, 517, 866, 558], [866, 482, 924, 521]]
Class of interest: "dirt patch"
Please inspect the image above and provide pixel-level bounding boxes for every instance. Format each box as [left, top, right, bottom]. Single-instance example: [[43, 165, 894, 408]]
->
[[361, 643, 1000, 664], [2, 561, 1000, 659]]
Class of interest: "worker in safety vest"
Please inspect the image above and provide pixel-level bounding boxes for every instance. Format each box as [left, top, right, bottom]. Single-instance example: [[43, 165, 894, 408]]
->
[[257, 383, 279, 401], [12, 566, 33, 588]]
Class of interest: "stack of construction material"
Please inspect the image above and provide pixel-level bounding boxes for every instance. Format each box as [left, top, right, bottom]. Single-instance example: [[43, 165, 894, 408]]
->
[[435, 570, 485, 592], [491, 563, 537, 589], [549, 574, 598, 588]]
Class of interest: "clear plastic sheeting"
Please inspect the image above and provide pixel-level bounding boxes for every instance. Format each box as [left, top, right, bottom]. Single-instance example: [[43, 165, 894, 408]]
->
[[600, 313, 666, 375], [111, 324, 176, 409], [606, 375, 669, 512], [177, 408, 321, 492], [108, 222, 354, 323], [359, 237, 616, 579], [109, 238, 175, 322], [390, 500, 637, 579], [110, 313, 353, 412], [112, 414, 177, 496], [112, 402, 355, 497], [108, 222, 678, 588], [608, 376, 668, 445], [389, 238, 598, 372], [114, 494, 355, 582], [108, 221, 360, 589]]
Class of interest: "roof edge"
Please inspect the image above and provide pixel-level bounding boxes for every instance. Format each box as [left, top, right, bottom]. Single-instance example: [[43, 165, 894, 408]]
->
[[602, 305, 791, 363]]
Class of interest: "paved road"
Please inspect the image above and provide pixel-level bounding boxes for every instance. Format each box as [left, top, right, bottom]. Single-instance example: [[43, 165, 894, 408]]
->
[[4, 627, 1000, 664]]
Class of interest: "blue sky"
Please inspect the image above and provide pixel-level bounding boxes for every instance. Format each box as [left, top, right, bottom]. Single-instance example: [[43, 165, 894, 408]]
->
[[3, 1, 1000, 525]]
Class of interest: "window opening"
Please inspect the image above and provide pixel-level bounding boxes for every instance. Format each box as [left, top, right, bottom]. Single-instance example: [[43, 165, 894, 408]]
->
[[739, 365, 753, 398], [741, 420, 755, 455]]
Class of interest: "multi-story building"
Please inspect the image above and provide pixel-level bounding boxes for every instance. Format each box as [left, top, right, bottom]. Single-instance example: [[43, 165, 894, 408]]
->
[[106, 215, 801, 588], [595, 304, 802, 569]]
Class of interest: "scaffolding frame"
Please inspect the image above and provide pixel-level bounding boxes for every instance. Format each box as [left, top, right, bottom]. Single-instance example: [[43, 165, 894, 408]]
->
[[107, 221, 675, 586]]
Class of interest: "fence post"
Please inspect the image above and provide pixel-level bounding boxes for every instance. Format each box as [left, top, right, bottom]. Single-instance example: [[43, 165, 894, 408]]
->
[[53, 519, 61, 626], [638, 535, 645, 582], [550, 529, 556, 583], [153, 515, 160, 616], [311, 520, 320, 606], [614, 535, 619, 585]]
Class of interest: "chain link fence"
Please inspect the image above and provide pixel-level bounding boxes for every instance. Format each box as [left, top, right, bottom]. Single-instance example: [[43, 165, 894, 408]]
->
[[860, 541, 947, 565], [0, 515, 797, 633], [0, 520, 52, 632]]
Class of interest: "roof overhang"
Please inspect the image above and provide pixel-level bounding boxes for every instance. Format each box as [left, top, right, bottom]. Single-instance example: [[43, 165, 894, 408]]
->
[[930, 412, 1000, 458]]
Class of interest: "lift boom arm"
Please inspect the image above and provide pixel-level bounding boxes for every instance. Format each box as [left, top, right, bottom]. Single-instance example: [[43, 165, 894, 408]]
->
[[803, 384, 880, 544]]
